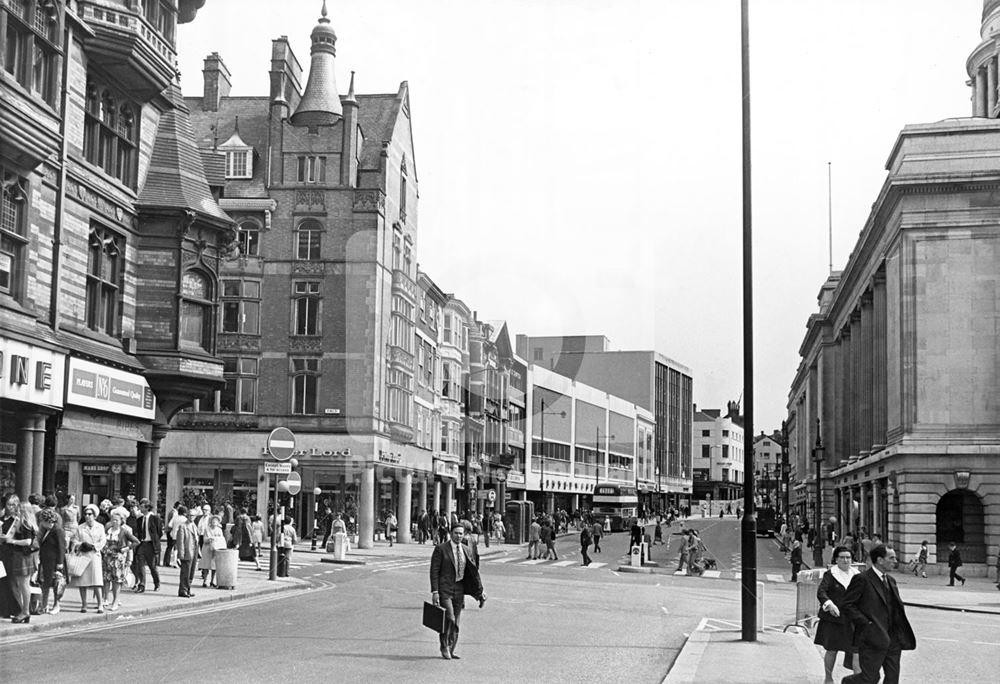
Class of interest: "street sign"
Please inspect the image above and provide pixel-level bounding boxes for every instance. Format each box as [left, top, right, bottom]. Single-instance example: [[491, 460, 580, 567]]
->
[[285, 471, 302, 496], [487, 489, 496, 502], [264, 461, 292, 474], [267, 427, 296, 461]]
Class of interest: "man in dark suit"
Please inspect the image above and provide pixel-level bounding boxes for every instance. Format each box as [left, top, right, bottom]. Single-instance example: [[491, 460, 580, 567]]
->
[[429, 522, 484, 660], [134, 498, 162, 592], [841, 544, 916, 684]]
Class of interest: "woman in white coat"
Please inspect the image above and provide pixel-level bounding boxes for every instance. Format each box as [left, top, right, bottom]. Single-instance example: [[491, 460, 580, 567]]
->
[[69, 504, 107, 613]]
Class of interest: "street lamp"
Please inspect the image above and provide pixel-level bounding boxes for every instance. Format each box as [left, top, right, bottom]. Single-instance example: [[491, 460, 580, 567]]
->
[[811, 420, 825, 568], [538, 397, 565, 517], [780, 420, 790, 519]]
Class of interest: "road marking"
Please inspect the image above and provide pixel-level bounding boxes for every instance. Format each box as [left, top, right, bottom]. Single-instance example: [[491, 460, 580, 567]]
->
[[973, 641, 1000, 646], [323, 570, 335, 574], [520, 559, 548, 565], [765, 574, 786, 583], [922, 637, 960, 643], [551, 560, 575, 567], [489, 557, 518, 563], [702, 570, 721, 579], [582, 562, 607, 569], [661, 606, 669, 614]]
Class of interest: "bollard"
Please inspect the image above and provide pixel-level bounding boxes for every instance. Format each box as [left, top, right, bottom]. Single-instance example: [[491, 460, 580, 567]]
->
[[757, 581, 764, 632], [630, 545, 642, 566]]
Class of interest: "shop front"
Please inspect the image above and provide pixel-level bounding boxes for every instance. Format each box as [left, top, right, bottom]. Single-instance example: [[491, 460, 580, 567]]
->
[[0, 335, 66, 498], [56, 358, 155, 504]]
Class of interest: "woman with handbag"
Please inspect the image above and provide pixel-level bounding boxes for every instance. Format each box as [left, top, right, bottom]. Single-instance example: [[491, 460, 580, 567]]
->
[[69, 504, 107, 613], [0, 493, 21, 618], [101, 510, 139, 611], [814, 545, 861, 683], [277, 517, 298, 577], [3, 499, 39, 623], [232, 509, 261, 571], [199, 515, 225, 588], [36, 508, 66, 615]]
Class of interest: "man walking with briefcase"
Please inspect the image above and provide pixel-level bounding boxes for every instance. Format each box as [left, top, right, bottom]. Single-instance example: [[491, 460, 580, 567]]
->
[[429, 522, 485, 660]]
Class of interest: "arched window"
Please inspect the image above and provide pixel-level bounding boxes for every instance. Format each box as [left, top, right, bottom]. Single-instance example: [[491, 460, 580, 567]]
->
[[179, 270, 212, 350], [237, 218, 260, 256], [85, 224, 124, 335], [0, 168, 29, 300], [83, 79, 139, 187], [296, 219, 322, 260]]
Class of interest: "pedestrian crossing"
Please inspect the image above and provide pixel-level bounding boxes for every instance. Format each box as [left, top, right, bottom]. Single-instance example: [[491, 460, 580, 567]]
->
[[484, 556, 609, 570]]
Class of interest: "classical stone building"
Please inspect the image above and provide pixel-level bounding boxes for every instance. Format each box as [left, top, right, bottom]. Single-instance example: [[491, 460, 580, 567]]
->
[[692, 403, 745, 509], [0, 0, 229, 507], [788, 0, 1000, 574]]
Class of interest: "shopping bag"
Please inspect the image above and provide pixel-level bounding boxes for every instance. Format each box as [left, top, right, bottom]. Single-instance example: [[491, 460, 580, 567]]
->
[[29, 586, 43, 615], [422, 601, 446, 633], [65, 552, 92, 578], [0, 560, 6, 580]]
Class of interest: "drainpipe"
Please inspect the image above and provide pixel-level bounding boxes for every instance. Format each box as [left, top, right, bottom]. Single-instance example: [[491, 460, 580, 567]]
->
[[49, 12, 74, 330]]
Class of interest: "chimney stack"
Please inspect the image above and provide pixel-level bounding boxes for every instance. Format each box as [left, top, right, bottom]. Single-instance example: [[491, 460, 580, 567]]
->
[[202, 52, 231, 112]]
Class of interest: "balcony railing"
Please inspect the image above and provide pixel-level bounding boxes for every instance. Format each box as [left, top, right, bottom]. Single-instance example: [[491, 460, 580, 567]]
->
[[506, 426, 525, 447], [391, 269, 417, 303]]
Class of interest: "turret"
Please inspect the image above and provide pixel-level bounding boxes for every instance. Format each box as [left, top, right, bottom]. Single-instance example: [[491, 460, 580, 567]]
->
[[291, 0, 343, 126], [966, 0, 1000, 117]]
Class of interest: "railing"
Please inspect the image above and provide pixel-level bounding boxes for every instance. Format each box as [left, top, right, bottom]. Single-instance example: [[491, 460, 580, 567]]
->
[[78, 2, 176, 64], [506, 426, 525, 447], [391, 269, 417, 302]]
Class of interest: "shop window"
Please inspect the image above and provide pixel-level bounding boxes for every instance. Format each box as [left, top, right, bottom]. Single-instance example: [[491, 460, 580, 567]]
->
[[236, 219, 260, 256], [0, 167, 28, 300], [180, 270, 213, 349], [3, 0, 60, 106], [219, 357, 258, 413], [221, 279, 260, 335], [83, 79, 139, 188], [291, 357, 319, 414], [296, 219, 321, 260], [86, 224, 124, 336], [293, 281, 320, 335]]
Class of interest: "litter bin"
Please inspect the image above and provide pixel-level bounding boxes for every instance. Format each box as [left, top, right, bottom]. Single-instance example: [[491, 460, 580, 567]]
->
[[332, 531, 349, 560], [215, 549, 239, 589]]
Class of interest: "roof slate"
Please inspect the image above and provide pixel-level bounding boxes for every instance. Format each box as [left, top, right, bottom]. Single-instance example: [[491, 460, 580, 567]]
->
[[138, 84, 232, 223]]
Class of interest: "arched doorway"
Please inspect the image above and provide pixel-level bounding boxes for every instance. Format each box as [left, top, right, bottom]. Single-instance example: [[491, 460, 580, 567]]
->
[[935, 490, 986, 563]]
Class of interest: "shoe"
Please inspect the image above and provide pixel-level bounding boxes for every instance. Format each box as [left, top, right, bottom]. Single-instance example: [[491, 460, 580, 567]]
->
[[152, 585, 160, 592], [11, 615, 29, 624], [961, 578, 965, 586], [96, 606, 105, 614], [107, 603, 118, 612], [921, 573, 927, 578], [49, 605, 60, 615], [440, 649, 452, 660], [202, 582, 208, 588], [135, 586, 145, 594], [80, 608, 87, 613], [450, 653, 460, 659]]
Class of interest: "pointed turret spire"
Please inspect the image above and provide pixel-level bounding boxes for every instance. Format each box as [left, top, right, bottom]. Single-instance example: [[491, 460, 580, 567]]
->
[[291, 1, 343, 125], [344, 70, 357, 104]]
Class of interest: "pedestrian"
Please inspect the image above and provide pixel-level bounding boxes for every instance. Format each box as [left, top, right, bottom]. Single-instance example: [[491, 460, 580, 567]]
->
[[676, 529, 689, 573], [913, 540, 928, 578], [251, 515, 265, 557], [133, 498, 161, 593], [994, 544, 1000, 590], [163, 501, 180, 566], [101, 509, 139, 611], [592, 519, 603, 553], [493, 516, 505, 544], [527, 517, 541, 560], [429, 522, 483, 660], [653, 519, 664, 545], [542, 522, 558, 560], [779, 520, 790, 552], [3, 499, 39, 624], [35, 507, 66, 615], [314, 506, 333, 551], [277, 516, 297, 577], [629, 518, 643, 549], [232, 508, 260, 571], [814, 545, 861, 683], [946, 541, 965, 586], [736, 506, 742, 520], [173, 506, 197, 598], [603, 516, 611, 533], [790, 539, 803, 582], [69, 504, 107, 613], [199, 515, 225, 587], [57, 493, 79, 552], [579, 522, 593, 566], [384, 511, 397, 547], [841, 545, 916, 684]]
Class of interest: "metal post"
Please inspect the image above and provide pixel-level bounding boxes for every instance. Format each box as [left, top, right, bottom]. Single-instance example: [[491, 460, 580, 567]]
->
[[540, 398, 545, 516], [739, 0, 757, 642], [268, 474, 278, 581], [781, 420, 790, 519], [812, 423, 825, 568]]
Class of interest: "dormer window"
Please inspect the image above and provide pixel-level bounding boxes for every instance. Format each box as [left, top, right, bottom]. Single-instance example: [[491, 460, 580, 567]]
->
[[219, 126, 253, 179]]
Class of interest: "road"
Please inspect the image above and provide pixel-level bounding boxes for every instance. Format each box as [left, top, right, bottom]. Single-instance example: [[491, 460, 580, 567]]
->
[[1, 520, 995, 683]]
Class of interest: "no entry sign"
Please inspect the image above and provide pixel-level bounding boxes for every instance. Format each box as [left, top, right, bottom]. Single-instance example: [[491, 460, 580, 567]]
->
[[267, 427, 296, 461]]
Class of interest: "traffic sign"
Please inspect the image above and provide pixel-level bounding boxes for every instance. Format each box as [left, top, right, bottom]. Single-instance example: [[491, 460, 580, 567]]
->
[[267, 427, 296, 461], [264, 461, 292, 475], [285, 471, 302, 496], [487, 490, 496, 502]]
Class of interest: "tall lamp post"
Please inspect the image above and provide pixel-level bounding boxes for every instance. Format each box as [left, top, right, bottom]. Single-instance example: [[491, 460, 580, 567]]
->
[[780, 420, 790, 519], [811, 420, 825, 568], [538, 397, 565, 517]]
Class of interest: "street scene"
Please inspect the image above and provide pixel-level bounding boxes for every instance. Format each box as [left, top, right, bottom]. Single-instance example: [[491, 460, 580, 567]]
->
[[3, 0, 1000, 682]]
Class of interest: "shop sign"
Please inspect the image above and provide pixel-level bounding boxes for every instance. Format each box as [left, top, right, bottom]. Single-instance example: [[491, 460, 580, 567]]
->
[[61, 410, 153, 442], [82, 464, 110, 474], [66, 358, 155, 420], [0, 337, 64, 408], [0, 442, 16, 456], [435, 461, 459, 478], [258, 447, 353, 458], [377, 450, 402, 464], [506, 471, 525, 485]]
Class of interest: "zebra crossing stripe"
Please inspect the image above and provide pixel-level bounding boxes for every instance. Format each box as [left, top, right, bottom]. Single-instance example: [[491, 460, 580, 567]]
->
[[520, 559, 548, 565], [489, 557, 517, 563], [551, 560, 575, 567], [766, 574, 786, 583], [702, 570, 722, 579], [582, 562, 606, 569]]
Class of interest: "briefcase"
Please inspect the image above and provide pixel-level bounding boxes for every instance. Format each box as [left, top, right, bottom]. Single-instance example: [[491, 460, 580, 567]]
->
[[422, 601, 446, 633]]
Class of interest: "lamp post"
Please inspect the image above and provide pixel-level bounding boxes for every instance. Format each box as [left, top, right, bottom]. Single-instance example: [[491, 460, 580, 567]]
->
[[780, 420, 790, 519], [811, 420, 825, 568]]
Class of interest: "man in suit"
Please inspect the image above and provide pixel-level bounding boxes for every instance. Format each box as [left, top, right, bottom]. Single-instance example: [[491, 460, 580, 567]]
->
[[134, 498, 162, 592], [173, 506, 197, 598], [947, 541, 965, 586], [429, 522, 484, 660], [841, 544, 916, 684]]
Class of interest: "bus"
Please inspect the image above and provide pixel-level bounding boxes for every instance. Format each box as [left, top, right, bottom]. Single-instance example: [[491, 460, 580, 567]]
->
[[591, 483, 638, 532]]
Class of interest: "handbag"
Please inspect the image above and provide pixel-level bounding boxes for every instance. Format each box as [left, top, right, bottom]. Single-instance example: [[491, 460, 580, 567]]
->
[[65, 552, 93, 578], [212, 535, 228, 551]]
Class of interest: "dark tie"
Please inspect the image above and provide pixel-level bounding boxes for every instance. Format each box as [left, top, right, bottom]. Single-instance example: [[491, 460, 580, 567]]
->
[[139, 516, 146, 540], [455, 544, 465, 580]]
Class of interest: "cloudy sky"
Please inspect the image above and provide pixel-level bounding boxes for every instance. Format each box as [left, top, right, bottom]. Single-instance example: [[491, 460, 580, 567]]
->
[[178, 0, 983, 432]]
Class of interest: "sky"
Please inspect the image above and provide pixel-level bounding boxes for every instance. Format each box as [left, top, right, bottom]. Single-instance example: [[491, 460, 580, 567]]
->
[[177, 0, 984, 432]]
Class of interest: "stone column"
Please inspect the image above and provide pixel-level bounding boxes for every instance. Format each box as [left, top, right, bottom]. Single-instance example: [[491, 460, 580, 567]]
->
[[433, 480, 441, 513], [443, 481, 454, 518], [17, 415, 36, 498], [860, 293, 874, 456], [398, 471, 413, 544], [419, 479, 428, 514], [872, 272, 888, 449], [498, 480, 507, 510], [976, 67, 988, 117], [149, 426, 167, 506], [359, 464, 375, 550], [30, 415, 45, 496], [137, 443, 152, 500], [859, 482, 869, 535], [850, 310, 862, 460], [840, 329, 853, 463], [989, 57, 998, 115], [872, 479, 882, 539]]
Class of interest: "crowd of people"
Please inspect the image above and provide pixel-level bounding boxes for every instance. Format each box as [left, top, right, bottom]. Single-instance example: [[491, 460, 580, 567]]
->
[[0, 492, 281, 625]]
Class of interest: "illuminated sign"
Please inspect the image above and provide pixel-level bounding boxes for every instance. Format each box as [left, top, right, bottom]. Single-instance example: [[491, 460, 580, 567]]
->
[[66, 358, 155, 420]]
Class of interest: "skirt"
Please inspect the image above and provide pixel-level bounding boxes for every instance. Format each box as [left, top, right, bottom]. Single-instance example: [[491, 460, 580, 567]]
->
[[198, 544, 216, 570], [6, 550, 37, 577], [814, 617, 856, 653], [68, 552, 103, 588]]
